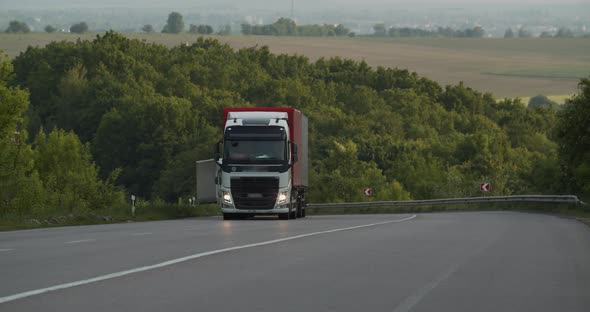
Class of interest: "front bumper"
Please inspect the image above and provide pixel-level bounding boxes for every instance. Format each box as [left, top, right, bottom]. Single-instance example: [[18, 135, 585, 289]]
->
[[219, 186, 291, 214], [221, 206, 289, 214]]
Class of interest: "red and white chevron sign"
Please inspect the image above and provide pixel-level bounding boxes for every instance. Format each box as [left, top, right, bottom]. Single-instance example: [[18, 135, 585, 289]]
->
[[363, 188, 373, 196], [480, 183, 491, 192]]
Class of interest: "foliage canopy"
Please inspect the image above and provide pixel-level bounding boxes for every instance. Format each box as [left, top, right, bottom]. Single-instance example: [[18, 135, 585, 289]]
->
[[8, 31, 589, 207]]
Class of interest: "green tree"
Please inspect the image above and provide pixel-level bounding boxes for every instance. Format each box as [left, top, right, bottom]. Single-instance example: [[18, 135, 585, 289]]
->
[[373, 23, 386, 36], [93, 93, 195, 197], [44, 25, 57, 33], [162, 12, 184, 34], [504, 28, 514, 38], [9, 32, 565, 204], [557, 78, 590, 197], [310, 140, 410, 203], [0, 54, 44, 217], [70, 22, 88, 34], [472, 26, 485, 38], [555, 27, 574, 38], [5, 20, 30, 33], [528, 95, 556, 109], [195, 24, 213, 35], [334, 24, 349, 36], [142, 24, 154, 33], [34, 128, 119, 212], [241, 23, 252, 35]]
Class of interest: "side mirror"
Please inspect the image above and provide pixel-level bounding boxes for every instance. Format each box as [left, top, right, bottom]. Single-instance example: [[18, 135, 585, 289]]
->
[[214, 140, 222, 162], [291, 142, 298, 163]]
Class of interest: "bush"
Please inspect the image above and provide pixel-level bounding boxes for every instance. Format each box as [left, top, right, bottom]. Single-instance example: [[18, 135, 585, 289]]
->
[[70, 22, 88, 34], [5, 20, 30, 33], [528, 95, 556, 108], [142, 24, 154, 33], [44, 25, 57, 33]]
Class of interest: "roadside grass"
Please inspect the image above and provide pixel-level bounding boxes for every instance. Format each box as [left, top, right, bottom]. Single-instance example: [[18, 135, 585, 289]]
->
[[0, 33, 588, 98], [0, 202, 220, 231], [2, 201, 588, 231]]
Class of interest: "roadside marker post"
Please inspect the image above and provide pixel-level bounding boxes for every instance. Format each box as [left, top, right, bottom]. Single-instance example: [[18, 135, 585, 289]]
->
[[131, 195, 136, 216]]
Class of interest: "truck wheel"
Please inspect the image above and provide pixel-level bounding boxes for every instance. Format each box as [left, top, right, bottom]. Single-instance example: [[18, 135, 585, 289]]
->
[[290, 200, 298, 219], [301, 208, 306, 218], [279, 213, 289, 220], [296, 201, 303, 218]]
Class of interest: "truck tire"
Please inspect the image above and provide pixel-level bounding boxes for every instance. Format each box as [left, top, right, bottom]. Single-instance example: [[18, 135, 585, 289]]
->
[[296, 201, 303, 218], [290, 205, 297, 219], [278, 213, 289, 220]]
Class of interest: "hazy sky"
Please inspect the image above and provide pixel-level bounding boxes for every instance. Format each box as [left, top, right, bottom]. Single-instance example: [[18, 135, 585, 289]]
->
[[2, 0, 587, 9]]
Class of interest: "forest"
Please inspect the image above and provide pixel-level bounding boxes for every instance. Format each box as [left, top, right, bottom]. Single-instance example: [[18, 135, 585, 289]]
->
[[1, 32, 588, 221], [241, 18, 350, 37]]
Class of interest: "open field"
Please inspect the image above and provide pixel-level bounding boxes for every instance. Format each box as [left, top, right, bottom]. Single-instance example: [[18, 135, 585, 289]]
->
[[498, 94, 574, 105], [1, 33, 589, 98]]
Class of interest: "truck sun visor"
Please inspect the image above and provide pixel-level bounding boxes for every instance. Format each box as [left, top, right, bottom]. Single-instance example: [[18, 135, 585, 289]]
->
[[225, 126, 286, 140]]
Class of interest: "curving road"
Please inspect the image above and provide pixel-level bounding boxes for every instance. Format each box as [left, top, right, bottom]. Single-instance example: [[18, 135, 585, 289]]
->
[[1, 212, 589, 311]]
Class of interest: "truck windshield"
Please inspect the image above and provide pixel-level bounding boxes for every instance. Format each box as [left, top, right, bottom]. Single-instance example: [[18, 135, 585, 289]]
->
[[224, 140, 286, 164]]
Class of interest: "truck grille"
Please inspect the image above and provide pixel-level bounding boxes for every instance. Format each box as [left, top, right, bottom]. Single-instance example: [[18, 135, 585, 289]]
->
[[231, 177, 279, 210]]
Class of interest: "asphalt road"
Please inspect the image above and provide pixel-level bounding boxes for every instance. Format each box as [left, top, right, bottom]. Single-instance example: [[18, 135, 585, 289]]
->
[[1, 212, 589, 311]]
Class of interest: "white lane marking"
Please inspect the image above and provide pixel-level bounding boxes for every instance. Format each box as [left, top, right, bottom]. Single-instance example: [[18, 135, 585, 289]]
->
[[0, 215, 416, 304], [0, 249, 14, 252], [392, 263, 460, 312], [131, 232, 153, 236], [64, 239, 96, 244], [392, 234, 493, 312]]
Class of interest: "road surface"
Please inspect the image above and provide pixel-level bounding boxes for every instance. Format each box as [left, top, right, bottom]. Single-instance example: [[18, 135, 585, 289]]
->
[[1, 212, 589, 311]]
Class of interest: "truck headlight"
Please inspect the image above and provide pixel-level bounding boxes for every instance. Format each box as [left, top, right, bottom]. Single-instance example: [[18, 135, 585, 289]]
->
[[277, 192, 288, 204], [222, 192, 233, 205]]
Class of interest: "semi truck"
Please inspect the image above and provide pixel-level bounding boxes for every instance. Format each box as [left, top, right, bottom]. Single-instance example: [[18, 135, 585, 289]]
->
[[213, 107, 308, 220]]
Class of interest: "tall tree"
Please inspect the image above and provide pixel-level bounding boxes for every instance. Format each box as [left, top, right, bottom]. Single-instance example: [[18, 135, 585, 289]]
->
[[142, 24, 154, 33], [33, 128, 121, 212], [557, 78, 590, 196], [555, 27, 574, 38], [504, 28, 514, 38], [44, 25, 57, 33], [162, 12, 184, 34], [373, 23, 387, 36], [0, 55, 44, 216], [70, 22, 88, 34], [5, 20, 30, 33]]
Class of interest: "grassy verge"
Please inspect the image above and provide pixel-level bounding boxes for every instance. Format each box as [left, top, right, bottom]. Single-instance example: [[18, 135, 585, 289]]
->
[[0, 202, 220, 231], [2, 201, 588, 231]]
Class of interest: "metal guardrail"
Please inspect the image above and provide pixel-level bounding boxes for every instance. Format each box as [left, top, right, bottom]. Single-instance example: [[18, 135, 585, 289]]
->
[[308, 195, 584, 209]]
